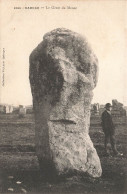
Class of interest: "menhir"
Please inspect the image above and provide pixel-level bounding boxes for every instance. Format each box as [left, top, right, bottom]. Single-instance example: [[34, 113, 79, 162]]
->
[[29, 28, 102, 179]]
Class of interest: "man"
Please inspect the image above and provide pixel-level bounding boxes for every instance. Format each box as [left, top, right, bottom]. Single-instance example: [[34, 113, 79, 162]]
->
[[101, 103, 122, 156]]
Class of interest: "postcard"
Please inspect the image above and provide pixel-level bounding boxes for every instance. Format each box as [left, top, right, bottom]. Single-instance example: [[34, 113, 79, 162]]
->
[[0, 0, 126, 193]]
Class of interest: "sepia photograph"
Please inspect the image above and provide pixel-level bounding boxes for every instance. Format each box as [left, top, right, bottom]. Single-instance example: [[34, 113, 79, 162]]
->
[[0, 0, 127, 193]]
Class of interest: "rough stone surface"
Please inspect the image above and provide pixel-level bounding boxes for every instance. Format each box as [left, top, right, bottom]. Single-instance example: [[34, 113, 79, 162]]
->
[[29, 28, 102, 178]]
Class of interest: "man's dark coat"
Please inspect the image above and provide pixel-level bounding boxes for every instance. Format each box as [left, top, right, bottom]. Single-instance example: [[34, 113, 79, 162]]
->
[[101, 110, 115, 135]]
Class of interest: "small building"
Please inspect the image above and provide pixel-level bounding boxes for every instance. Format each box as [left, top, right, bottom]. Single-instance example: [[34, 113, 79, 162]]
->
[[13, 106, 19, 114], [26, 105, 33, 114], [19, 105, 26, 117], [112, 99, 126, 117]]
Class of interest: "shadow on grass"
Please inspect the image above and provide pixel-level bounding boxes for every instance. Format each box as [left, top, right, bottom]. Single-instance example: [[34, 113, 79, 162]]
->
[[0, 168, 126, 194]]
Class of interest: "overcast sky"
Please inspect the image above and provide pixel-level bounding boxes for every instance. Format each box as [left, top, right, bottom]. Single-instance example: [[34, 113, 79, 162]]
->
[[0, 0, 127, 106]]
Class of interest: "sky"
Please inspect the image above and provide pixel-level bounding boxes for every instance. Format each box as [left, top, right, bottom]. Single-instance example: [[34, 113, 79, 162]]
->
[[0, 0, 127, 106]]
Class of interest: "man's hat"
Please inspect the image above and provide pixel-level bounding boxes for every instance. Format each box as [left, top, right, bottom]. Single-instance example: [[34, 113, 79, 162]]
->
[[105, 103, 112, 108]]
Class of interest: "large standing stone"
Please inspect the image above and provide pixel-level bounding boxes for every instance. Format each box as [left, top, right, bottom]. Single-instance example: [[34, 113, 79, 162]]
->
[[29, 28, 102, 178]]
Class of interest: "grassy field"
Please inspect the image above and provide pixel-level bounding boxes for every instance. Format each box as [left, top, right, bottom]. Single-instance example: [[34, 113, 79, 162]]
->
[[0, 114, 127, 194]]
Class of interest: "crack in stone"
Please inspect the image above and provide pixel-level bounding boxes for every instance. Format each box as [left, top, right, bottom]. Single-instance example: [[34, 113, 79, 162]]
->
[[50, 119, 76, 124]]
